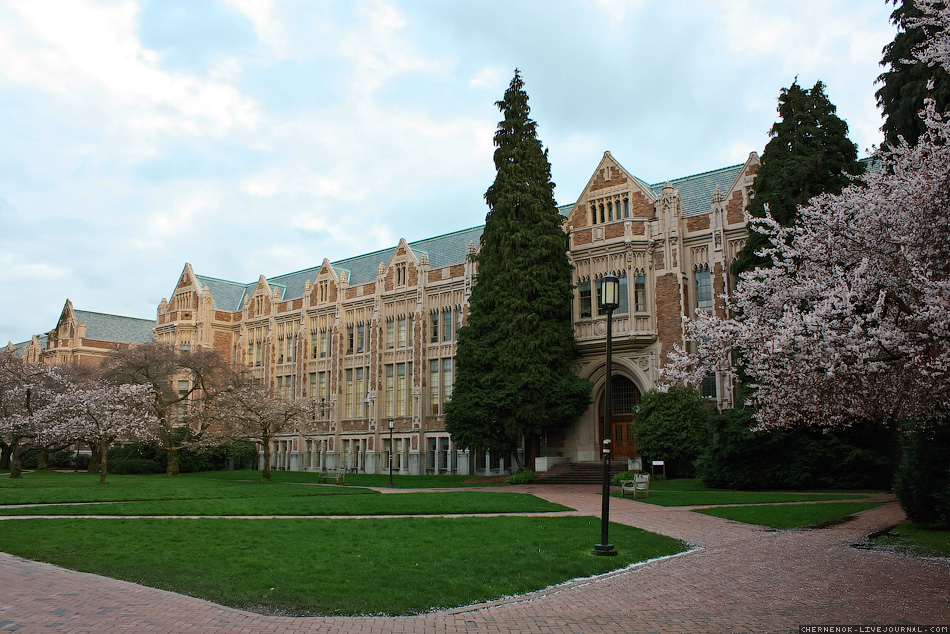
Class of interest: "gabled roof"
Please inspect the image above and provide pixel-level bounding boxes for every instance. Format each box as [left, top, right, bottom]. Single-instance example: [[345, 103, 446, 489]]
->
[[73, 310, 155, 344], [650, 164, 745, 217], [195, 225, 486, 311]]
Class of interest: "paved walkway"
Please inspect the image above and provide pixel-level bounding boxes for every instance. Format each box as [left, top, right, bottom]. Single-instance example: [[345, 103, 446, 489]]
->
[[0, 485, 948, 633]]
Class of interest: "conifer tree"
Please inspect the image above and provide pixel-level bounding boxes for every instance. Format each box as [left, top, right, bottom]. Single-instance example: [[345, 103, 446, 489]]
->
[[445, 70, 591, 465], [732, 80, 864, 276], [876, 0, 950, 148]]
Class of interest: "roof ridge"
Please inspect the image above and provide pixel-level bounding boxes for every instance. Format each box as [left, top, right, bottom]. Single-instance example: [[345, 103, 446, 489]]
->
[[195, 273, 252, 287], [73, 309, 154, 323], [649, 163, 744, 188], [329, 225, 485, 268]]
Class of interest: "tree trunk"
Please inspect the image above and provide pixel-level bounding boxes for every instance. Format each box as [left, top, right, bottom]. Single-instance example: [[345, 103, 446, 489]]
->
[[98, 439, 108, 485], [10, 445, 24, 479], [166, 448, 180, 477], [0, 441, 11, 470], [88, 444, 101, 473], [262, 436, 272, 481], [37, 447, 50, 470]]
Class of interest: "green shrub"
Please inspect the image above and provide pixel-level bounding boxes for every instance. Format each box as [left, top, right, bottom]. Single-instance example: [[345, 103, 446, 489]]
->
[[894, 426, 950, 528], [633, 388, 713, 479], [696, 407, 896, 490], [108, 457, 165, 475], [506, 470, 535, 484], [611, 471, 640, 486]]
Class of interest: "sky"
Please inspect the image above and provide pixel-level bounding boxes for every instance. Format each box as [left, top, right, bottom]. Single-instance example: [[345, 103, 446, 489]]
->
[[1, 0, 897, 346]]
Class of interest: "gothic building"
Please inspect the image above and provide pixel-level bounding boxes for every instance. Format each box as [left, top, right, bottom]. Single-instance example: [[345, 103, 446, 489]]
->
[[13, 299, 155, 367], [154, 151, 759, 475]]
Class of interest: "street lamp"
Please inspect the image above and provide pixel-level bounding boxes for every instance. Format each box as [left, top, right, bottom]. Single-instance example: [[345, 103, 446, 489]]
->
[[593, 274, 620, 557], [388, 419, 395, 487]]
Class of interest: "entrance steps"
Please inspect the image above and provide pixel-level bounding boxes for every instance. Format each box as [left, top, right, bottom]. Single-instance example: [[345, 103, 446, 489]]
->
[[534, 460, 629, 485]]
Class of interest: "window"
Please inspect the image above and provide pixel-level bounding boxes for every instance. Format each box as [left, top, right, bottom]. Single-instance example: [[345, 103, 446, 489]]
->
[[320, 330, 328, 358], [696, 270, 712, 309], [346, 326, 354, 354], [430, 312, 439, 343], [386, 365, 395, 417], [635, 274, 647, 312], [700, 372, 717, 399], [623, 198, 630, 218], [277, 338, 284, 364], [386, 320, 395, 349], [311, 333, 318, 359], [395, 263, 407, 287], [255, 342, 262, 366], [429, 358, 454, 415], [579, 281, 592, 319], [615, 276, 629, 314], [387, 362, 412, 416], [345, 369, 354, 418], [180, 342, 191, 354], [310, 372, 328, 416], [178, 380, 190, 399], [442, 311, 452, 342], [355, 367, 365, 417], [396, 316, 412, 348], [356, 324, 365, 353], [247, 342, 253, 367]]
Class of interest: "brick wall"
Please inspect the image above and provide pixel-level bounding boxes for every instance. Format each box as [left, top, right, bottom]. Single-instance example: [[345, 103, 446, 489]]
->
[[654, 273, 683, 365]]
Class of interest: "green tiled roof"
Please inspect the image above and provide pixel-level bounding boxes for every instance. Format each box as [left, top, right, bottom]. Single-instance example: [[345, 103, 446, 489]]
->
[[650, 164, 744, 217], [196, 226, 485, 311], [195, 163, 751, 310], [74, 310, 155, 344]]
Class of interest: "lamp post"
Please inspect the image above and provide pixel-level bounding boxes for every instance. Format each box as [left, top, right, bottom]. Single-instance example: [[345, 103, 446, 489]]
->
[[388, 419, 395, 487], [593, 274, 620, 557]]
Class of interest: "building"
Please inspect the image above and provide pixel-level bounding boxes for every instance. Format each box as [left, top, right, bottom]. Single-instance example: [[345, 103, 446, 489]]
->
[[10, 299, 155, 366], [155, 151, 759, 475]]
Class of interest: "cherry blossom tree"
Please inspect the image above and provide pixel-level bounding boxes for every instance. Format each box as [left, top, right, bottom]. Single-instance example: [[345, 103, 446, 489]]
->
[[0, 348, 68, 478], [211, 379, 311, 481], [663, 2, 950, 435], [38, 380, 158, 484], [104, 343, 231, 476]]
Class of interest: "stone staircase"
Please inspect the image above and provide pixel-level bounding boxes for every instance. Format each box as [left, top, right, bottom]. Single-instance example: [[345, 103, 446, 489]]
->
[[534, 460, 630, 485]]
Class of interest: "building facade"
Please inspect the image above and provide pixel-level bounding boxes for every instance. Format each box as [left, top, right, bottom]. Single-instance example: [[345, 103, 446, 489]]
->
[[154, 152, 759, 475], [12, 299, 155, 367]]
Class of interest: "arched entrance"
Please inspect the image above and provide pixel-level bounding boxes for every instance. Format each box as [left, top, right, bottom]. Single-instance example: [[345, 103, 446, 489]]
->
[[599, 375, 641, 460]]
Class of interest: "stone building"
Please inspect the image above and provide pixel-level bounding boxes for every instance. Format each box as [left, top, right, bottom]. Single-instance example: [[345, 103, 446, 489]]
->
[[11, 299, 155, 366], [155, 151, 759, 475]]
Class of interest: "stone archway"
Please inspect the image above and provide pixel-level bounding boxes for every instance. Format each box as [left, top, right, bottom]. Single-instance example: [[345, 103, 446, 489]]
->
[[598, 375, 641, 459]]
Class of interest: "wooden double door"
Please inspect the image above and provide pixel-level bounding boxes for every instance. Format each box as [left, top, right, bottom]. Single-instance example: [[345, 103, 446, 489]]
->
[[602, 375, 641, 460]]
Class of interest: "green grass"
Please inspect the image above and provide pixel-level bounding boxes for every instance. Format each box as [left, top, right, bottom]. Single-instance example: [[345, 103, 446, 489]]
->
[[695, 501, 882, 529], [189, 470, 488, 489], [624, 490, 868, 507], [0, 491, 568, 516], [873, 522, 950, 558], [613, 478, 874, 507], [0, 517, 688, 616]]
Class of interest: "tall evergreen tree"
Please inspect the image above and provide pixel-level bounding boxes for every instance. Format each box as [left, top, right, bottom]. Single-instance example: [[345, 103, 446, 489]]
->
[[732, 80, 864, 276], [445, 70, 591, 465], [876, 0, 950, 148]]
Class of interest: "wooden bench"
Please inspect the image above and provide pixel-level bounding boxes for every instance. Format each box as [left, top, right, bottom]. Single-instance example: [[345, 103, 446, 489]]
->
[[317, 470, 345, 484], [620, 474, 649, 499]]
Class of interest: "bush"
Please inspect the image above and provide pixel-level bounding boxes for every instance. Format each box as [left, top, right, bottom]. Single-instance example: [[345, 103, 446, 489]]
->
[[506, 470, 535, 484], [47, 450, 76, 468], [611, 471, 640, 486], [108, 457, 165, 475], [227, 441, 258, 470], [894, 426, 950, 528], [696, 407, 897, 490], [633, 388, 713, 479]]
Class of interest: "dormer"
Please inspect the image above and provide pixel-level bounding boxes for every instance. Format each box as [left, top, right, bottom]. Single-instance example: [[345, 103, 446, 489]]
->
[[565, 152, 658, 229], [247, 275, 274, 319], [309, 259, 341, 306], [385, 239, 422, 292]]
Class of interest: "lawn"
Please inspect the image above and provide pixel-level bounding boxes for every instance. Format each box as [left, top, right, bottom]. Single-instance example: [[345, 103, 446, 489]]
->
[[617, 478, 875, 507], [0, 517, 686, 615], [0, 470, 689, 615], [872, 522, 950, 558], [695, 501, 883, 529], [0, 491, 568, 516]]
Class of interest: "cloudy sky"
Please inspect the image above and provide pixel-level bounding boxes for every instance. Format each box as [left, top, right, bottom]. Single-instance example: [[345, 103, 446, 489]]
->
[[1, 0, 896, 345]]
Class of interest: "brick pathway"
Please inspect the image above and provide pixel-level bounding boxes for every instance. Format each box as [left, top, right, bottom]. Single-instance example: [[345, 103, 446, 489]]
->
[[0, 485, 948, 633]]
